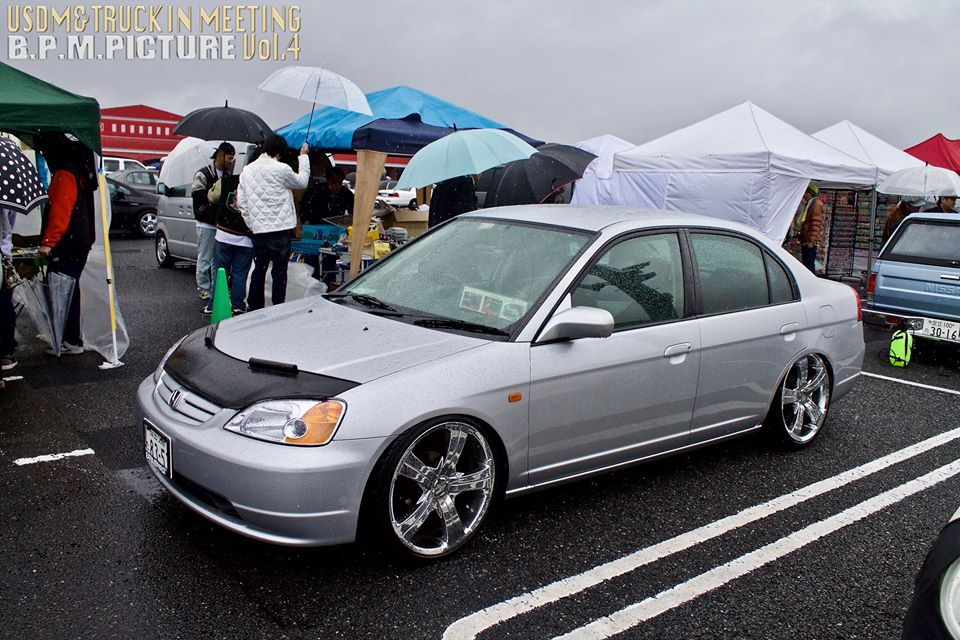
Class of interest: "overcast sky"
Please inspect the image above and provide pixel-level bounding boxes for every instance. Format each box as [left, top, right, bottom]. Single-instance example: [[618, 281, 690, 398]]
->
[[5, 0, 959, 149]]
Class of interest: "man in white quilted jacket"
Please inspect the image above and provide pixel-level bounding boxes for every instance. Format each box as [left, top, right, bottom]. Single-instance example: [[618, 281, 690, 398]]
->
[[237, 134, 310, 310]]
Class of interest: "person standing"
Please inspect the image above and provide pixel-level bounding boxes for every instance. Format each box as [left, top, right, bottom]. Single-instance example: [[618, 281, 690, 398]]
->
[[191, 142, 235, 301], [38, 137, 96, 355], [239, 135, 309, 310], [798, 183, 825, 273], [428, 175, 477, 228], [923, 194, 958, 214], [202, 173, 254, 315], [1, 207, 18, 369], [882, 196, 924, 244], [299, 166, 354, 225]]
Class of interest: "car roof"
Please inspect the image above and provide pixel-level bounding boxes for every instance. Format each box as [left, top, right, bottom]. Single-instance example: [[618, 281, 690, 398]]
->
[[904, 212, 960, 223], [463, 205, 763, 235]]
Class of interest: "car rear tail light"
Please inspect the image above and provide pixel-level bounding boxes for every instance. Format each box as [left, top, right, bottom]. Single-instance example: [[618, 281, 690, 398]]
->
[[389, 192, 399, 198], [866, 273, 876, 303], [852, 286, 862, 322]]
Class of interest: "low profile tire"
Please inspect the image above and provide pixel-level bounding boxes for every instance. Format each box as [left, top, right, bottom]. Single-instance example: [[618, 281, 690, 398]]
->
[[155, 231, 174, 268], [370, 418, 498, 559], [137, 209, 158, 237], [408, 198, 417, 209], [765, 353, 831, 447]]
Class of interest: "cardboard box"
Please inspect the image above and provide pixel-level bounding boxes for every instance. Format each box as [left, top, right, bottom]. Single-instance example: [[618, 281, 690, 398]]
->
[[380, 208, 429, 237]]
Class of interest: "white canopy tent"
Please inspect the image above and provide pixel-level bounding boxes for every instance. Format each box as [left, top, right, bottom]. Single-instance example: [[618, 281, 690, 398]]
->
[[570, 134, 634, 206], [583, 102, 877, 242], [812, 120, 923, 179]]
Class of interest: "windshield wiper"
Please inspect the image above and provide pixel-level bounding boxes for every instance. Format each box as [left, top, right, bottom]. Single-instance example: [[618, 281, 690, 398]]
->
[[323, 292, 401, 313], [413, 318, 509, 336]]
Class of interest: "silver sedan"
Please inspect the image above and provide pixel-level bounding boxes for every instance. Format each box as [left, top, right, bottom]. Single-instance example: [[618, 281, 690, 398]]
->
[[137, 206, 865, 558]]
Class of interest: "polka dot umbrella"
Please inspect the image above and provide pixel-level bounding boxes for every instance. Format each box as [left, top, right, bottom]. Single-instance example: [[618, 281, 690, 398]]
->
[[0, 137, 47, 214]]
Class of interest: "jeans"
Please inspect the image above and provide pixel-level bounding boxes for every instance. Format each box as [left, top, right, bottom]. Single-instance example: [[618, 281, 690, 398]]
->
[[195, 225, 216, 292], [248, 230, 292, 310], [0, 285, 16, 356], [801, 244, 817, 273], [48, 253, 88, 346], [209, 241, 253, 311]]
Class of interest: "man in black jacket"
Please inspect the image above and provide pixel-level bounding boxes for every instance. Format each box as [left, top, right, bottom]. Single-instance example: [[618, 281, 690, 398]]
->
[[923, 195, 958, 214], [191, 142, 235, 300]]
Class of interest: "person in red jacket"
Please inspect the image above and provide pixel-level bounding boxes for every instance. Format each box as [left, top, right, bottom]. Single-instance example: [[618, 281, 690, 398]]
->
[[38, 136, 96, 355]]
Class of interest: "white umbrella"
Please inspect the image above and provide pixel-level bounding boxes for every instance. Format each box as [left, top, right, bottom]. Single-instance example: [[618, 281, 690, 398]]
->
[[258, 66, 372, 140], [877, 164, 960, 198], [158, 137, 216, 189]]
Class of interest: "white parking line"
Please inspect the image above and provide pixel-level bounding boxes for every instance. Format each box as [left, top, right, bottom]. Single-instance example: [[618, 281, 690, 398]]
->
[[861, 371, 960, 397], [443, 425, 960, 640], [13, 448, 95, 466], [2, 375, 23, 382], [556, 459, 960, 639]]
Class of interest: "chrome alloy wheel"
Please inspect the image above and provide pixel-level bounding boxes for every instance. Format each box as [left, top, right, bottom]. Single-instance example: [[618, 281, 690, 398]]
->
[[388, 421, 496, 557], [779, 354, 830, 445], [138, 210, 158, 237], [156, 233, 169, 263]]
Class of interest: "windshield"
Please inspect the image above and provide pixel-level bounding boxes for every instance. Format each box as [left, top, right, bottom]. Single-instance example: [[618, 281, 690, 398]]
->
[[883, 219, 960, 267], [340, 218, 592, 333]]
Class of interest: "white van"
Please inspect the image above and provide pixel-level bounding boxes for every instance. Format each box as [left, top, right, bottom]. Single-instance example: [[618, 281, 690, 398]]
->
[[102, 156, 147, 173], [154, 140, 255, 266]]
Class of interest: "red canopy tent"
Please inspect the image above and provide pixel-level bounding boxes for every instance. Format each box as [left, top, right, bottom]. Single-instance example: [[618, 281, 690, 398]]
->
[[905, 133, 960, 173]]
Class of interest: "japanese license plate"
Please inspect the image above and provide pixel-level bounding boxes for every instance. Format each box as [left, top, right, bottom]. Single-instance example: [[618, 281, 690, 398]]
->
[[144, 420, 172, 478], [920, 318, 960, 342]]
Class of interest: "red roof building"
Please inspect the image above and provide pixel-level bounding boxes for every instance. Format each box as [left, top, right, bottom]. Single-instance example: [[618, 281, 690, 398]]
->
[[905, 133, 960, 173], [100, 105, 184, 164]]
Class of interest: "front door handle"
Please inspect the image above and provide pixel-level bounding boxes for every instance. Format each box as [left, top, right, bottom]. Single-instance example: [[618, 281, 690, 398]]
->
[[780, 323, 800, 335], [663, 343, 692, 358]]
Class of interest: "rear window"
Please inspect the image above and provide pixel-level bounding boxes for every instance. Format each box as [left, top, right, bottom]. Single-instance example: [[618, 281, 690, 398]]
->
[[882, 220, 960, 268]]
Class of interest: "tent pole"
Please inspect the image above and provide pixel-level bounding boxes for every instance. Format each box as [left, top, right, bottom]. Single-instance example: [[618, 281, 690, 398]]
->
[[96, 168, 123, 368], [866, 188, 877, 284], [348, 149, 387, 278]]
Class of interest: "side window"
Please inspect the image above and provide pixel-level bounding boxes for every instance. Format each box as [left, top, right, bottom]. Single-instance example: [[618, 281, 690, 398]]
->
[[572, 233, 684, 330], [691, 233, 769, 314], [766, 254, 795, 303], [103, 159, 120, 172]]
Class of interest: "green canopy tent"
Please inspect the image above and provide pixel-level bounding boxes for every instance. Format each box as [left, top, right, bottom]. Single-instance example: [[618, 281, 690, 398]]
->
[[0, 62, 126, 367], [0, 61, 101, 155]]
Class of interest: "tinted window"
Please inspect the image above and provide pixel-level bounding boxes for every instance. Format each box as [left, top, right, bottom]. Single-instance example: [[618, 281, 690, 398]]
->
[[127, 172, 155, 185], [572, 233, 683, 330], [692, 234, 768, 314], [883, 220, 960, 267], [766, 254, 795, 303], [103, 159, 120, 172]]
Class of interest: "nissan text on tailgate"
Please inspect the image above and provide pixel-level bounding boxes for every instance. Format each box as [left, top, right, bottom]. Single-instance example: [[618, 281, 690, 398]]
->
[[866, 212, 960, 343]]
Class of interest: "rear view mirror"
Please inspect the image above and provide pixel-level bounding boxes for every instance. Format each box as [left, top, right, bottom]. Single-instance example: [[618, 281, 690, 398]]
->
[[536, 306, 614, 343]]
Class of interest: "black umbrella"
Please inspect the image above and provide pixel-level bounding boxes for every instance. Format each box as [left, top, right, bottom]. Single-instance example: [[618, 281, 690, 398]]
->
[[173, 100, 272, 143], [0, 137, 47, 214], [485, 143, 596, 207]]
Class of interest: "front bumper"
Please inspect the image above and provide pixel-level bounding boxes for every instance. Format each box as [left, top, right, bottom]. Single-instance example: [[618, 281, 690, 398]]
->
[[137, 375, 386, 547]]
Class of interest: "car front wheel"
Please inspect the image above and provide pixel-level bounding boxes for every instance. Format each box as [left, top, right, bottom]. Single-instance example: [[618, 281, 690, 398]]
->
[[155, 231, 173, 267], [372, 419, 498, 559], [765, 353, 831, 447], [137, 209, 158, 237]]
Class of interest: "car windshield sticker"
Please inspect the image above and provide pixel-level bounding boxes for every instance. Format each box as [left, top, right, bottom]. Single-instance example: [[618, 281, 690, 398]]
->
[[459, 286, 528, 322]]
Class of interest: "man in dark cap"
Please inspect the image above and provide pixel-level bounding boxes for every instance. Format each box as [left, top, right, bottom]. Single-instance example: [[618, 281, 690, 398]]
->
[[191, 141, 235, 301], [923, 194, 958, 214]]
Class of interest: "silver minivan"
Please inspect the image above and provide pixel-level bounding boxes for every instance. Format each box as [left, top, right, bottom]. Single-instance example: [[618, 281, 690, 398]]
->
[[154, 142, 255, 266]]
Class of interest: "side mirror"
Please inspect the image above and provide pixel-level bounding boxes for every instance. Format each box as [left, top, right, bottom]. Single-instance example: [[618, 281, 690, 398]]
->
[[157, 183, 167, 195], [536, 306, 614, 343], [114, 191, 125, 201]]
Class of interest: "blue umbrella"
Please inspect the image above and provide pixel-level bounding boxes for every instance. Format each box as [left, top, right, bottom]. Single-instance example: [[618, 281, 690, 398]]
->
[[276, 86, 542, 153], [395, 129, 537, 190]]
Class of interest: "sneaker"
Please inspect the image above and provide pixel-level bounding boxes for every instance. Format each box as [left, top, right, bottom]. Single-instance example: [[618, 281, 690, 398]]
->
[[45, 342, 84, 356], [201, 307, 212, 316], [232, 307, 246, 315], [199, 290, 212, 301], [1, 355, 17, 371]]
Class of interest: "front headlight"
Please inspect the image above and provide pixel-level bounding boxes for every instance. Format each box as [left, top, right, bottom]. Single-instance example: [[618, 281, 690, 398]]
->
[[224, 399, 346, 446]]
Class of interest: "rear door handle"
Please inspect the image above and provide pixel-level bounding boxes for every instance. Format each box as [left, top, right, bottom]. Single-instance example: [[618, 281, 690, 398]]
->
[[780, 323, 800, 335], [663, 343, 692, 358], [941, 274, 960, 281]]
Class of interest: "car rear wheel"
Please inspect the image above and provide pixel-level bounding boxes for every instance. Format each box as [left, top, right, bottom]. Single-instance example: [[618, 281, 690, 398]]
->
[[137, 209, 158, 237], [373, 419, 497, 559], [765, 353, 831, 447], [155, 231, 173, 268]]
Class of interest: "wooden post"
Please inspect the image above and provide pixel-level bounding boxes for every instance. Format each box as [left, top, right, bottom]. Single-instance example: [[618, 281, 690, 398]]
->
[[349, 149, 387, 278]]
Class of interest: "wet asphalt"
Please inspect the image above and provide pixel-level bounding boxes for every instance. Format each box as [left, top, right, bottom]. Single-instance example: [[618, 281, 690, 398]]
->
[[1, 235, 959, 640]]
